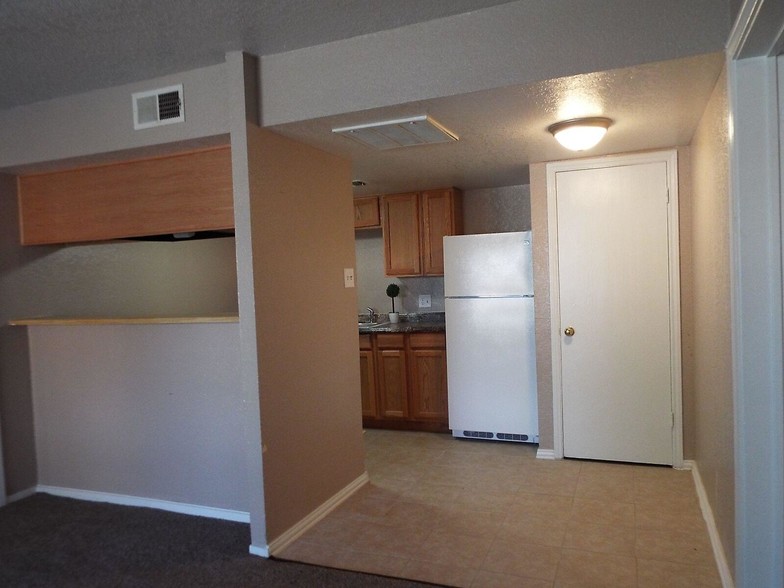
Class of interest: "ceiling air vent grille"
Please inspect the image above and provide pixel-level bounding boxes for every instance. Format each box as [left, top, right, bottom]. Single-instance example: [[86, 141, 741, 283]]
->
[[132, 84, 184, 130], [332, 115, 458, 150]]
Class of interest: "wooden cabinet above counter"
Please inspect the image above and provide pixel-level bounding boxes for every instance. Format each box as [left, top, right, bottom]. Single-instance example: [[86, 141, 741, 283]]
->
[[382, 188, 462, 276], [17, 145, 234, 245], [353, 195, 380, 229]]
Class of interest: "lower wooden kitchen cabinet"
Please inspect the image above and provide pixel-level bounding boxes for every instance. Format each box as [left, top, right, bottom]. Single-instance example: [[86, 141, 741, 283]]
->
[[358, 335, 378, 418], [376, 334, 409, 419], [360, 331, 448, 432], [408, 333, 449, 421]]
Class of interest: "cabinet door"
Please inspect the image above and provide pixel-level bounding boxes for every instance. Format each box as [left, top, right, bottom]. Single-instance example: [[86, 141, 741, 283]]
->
[[376, 334, 408, 418], [359, 349, 378, 418], [354, 196, 380, 229], [421, 188, 462, 275], [18, 146, 234, 245], [358, 334, 377, 418], [382, 193, 421, 276], [409, 334, 448, 422]]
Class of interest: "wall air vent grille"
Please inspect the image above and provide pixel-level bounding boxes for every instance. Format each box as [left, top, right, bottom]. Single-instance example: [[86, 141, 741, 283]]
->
[[132, 84, 184, 130], [157, 91, 182, 120]]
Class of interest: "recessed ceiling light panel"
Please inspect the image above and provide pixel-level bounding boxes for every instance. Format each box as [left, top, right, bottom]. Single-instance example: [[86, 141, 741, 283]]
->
[[333, 115, 458, 150]]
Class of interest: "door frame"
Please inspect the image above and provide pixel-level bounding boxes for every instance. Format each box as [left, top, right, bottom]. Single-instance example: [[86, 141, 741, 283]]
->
[[546, 149, 683, 467], [727, 1, 784, 585]]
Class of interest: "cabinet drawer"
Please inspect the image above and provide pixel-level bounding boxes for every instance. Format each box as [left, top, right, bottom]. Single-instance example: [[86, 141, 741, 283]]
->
[[409, 332, 446, 349], [359, 334, 373, 350], [376, 333, 406, 349]]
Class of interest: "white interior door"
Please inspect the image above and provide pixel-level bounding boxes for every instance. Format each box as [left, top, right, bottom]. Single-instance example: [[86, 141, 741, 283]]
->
[[549, 152, 680, 465]]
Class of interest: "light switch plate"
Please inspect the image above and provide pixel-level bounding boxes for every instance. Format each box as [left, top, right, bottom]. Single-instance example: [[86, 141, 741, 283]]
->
[[418, 294, 431, 308], [344, 268, 355, 288]]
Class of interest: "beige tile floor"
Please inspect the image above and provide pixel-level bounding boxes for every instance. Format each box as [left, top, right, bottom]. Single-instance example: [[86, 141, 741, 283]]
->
[[279, 429, 722, 587]]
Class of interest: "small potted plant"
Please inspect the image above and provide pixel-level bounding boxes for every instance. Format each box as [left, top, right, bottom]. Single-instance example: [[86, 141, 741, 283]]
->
[[386, 283, 401, 323]]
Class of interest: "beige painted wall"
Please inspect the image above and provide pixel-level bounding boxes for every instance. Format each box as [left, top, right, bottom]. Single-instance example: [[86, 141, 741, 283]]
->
[[0, 175, 38, 496], [462, 185, 531, 235], [0, 64, 229, 171], [530, 148, 692, 454], [246, 125, 366, 543], [29, 323, 247, 510], [529, 163, 554, 450], [688, 65, 734, 574]]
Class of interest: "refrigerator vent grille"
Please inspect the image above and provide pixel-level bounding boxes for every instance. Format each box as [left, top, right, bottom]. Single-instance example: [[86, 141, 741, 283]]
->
[[462, 430, 495, 439], [459, 431, 533, 443]]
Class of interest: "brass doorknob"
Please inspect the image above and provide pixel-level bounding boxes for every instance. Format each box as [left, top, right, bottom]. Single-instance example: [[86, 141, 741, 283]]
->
[[564, 326, 575, 337]]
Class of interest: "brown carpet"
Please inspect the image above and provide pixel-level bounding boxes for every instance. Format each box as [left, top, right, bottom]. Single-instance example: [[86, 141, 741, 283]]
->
[[0, 493, 438, 587]]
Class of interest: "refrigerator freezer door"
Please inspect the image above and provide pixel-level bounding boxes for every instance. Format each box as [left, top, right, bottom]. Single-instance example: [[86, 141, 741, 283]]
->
[[446, 296, 538, 437], [443, 231, 532, 297]]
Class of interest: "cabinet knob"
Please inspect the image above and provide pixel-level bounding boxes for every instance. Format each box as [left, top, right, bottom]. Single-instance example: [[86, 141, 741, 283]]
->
[[564, 326, 575, 337]]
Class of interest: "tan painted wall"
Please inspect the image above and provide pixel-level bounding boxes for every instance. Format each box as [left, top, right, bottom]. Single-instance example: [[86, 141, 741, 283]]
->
[[530, 147, 692, 454], [688, 65, 734, 574], [246, 125, 366, 542]]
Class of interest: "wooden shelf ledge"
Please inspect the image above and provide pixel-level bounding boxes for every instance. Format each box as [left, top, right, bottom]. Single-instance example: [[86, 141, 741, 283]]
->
[[8, 315, 240, 326]]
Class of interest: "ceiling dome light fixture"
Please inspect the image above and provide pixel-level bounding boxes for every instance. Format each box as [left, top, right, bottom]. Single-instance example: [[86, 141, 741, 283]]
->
[[547, 117, 613, 151]]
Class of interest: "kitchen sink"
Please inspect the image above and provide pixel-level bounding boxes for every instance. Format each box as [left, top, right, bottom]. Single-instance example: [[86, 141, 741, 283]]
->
[[358, 321, 387, 329]]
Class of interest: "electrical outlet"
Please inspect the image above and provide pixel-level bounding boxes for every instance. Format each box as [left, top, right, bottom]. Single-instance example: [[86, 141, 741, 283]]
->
[[418, 294, 432, 308], [343, 268, 355, 288]]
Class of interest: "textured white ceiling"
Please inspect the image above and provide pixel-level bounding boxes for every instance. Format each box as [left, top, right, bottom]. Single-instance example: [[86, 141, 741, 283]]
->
[[272, 52, 725, 193], [0, 0, 513, 111]]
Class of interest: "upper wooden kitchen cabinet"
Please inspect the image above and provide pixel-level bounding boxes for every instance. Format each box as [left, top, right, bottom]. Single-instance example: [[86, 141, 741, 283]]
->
[[382, 188, 462, 276], [353, 195, 381, 229], [17, 146, 234, 245], [382, 192, 421, 275], [420, 189, 463, 275]]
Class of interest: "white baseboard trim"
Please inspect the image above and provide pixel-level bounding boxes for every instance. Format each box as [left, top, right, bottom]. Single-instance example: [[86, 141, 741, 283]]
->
[[248, 544, 270, 558], [35, 485, 250, 523], [684, 460, 734, 588], [266, 472, 370, 557], [7, 486, 37, 504], [536, 447, 556, 460]]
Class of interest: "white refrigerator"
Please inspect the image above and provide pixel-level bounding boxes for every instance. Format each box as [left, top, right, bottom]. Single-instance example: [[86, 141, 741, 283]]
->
[[444, 231, 538, 443]]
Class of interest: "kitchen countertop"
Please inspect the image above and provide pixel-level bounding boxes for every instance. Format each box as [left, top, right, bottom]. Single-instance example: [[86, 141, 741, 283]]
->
[[358, 313, 445, 334]]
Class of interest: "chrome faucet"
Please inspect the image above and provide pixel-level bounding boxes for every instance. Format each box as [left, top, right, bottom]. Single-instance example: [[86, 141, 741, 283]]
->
[[366, 307, 377, 323]]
